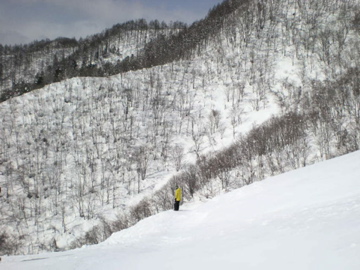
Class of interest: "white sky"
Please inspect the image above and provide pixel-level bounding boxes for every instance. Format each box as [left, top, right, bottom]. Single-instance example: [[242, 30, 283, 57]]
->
[[0, 0, 223, 45]]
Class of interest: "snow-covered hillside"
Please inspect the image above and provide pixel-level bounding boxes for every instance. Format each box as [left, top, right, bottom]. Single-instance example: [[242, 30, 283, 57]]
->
[[0, 24, 178, 96], [1, 0, 360, 255], [3, 150, 360, 270]]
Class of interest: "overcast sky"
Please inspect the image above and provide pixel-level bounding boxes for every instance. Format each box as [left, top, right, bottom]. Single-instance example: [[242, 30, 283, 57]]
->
[[0, 0, 223, 46]]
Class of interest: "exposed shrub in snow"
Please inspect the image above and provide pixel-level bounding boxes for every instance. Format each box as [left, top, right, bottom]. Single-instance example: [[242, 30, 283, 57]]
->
[[0, 231, 22, 255]]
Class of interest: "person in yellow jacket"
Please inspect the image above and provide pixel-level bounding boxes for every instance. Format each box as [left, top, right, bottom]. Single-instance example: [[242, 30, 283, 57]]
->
[[174, 186, 182, 211]]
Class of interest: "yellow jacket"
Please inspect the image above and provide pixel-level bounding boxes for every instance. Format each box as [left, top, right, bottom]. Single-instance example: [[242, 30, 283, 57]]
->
[[175, 188, 182, 202]]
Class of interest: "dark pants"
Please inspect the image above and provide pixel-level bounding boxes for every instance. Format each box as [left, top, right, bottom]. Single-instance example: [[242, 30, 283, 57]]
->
[[174, 200, 180, 211]]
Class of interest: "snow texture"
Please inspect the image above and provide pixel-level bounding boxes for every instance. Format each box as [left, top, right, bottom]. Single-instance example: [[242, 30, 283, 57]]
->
[[2, 0, 359, 253], [2, 150, 360, 270]]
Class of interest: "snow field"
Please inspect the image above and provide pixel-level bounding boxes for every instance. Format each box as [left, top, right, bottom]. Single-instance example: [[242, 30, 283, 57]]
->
[[3, 150, 360, 269]]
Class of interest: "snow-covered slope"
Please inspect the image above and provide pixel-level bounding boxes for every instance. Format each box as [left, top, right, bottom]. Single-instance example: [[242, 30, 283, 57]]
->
[[1, 0, 359, 254], [3, 150, 360, 270]]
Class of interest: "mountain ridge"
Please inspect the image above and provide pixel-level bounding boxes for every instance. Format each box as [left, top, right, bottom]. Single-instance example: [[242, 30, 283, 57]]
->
[[1, 0, 359, 255]]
